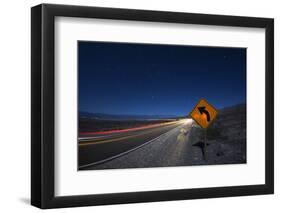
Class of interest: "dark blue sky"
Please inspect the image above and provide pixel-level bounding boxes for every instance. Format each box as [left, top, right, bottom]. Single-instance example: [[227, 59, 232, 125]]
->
[[79, 41, 246, 116]]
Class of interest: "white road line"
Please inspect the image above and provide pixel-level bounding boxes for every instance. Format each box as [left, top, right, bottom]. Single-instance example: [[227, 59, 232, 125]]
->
[[79, 124, 184, 169]]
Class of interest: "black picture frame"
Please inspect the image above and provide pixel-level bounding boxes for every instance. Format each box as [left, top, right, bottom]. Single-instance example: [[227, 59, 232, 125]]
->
[[31, 3, 274, 209]]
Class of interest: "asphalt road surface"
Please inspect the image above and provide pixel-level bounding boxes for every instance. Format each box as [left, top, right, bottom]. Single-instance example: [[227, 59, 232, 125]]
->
[[79, 119, 191, 169]]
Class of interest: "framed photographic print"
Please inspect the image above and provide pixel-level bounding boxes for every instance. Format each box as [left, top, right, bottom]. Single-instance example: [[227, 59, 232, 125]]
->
[[31, 4, 274, 209]]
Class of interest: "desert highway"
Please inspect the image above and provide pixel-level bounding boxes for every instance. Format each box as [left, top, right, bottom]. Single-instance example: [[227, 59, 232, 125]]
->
[[79, 119, 191, 169]]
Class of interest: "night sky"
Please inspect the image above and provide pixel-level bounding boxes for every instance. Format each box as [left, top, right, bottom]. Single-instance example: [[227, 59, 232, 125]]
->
[[79, 41, 246, 116]]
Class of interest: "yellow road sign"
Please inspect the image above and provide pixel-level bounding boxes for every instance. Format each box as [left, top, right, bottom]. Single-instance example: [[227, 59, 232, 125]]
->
[[190, 99, 218, 128]]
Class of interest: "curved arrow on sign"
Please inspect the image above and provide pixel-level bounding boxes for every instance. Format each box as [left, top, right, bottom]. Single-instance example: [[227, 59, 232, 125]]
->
[[197, 106, 210, 122]]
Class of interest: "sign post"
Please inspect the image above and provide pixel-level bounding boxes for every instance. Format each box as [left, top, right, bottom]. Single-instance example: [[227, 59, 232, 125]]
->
[[190, 99, 218, 160]]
